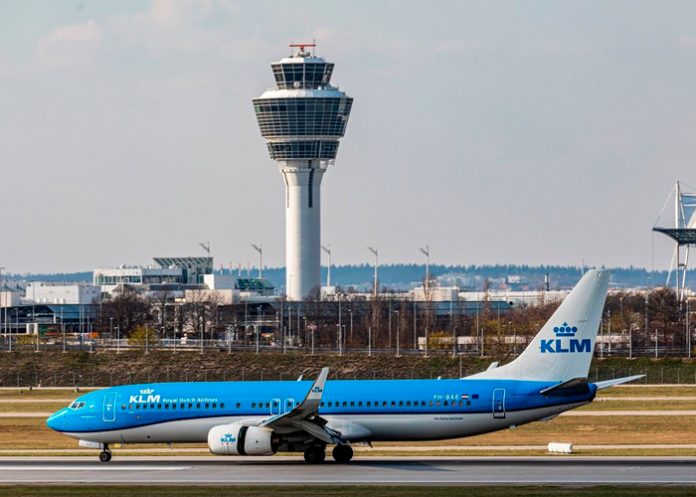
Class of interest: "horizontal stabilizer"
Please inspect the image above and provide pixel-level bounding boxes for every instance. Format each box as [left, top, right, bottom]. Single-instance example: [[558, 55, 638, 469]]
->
[[540, 377, 590, 396], [595, 375, 644, 390]]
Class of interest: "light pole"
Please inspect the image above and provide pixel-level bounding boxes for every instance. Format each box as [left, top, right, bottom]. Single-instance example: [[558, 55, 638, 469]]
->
[[394, 310, 401, 357], [251, 244, 263, 279], [322, 245, 332, 288], [348, 308, 353, 339], [367, 246, 378, 296], [388, 299, 392, 349], [309, 324, 316, 355], [419, 245, 430, 299], [0, 267, 5, 338], [116, 326, 121, 354], [686, 299, 691, 359]]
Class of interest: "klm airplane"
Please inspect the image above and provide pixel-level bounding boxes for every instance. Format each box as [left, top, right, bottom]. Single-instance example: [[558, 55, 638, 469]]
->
[[47, 269, 640, 464]]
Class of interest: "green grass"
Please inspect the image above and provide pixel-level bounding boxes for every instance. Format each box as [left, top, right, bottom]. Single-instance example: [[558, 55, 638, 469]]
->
[[2, 486, 696, 497]]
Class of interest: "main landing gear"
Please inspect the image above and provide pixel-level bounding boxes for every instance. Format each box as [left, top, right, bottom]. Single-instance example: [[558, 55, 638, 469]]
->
[[99, 444, 112, 463], [332, 444, 353, 464], [303, 445, 326, 464]]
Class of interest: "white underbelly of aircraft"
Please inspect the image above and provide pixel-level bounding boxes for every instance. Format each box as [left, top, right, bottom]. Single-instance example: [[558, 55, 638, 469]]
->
[[65, 401, 585, 446]]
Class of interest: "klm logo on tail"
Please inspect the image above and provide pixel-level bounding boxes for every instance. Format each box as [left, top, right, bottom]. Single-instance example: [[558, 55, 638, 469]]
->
[[540, 323, 592, 354]]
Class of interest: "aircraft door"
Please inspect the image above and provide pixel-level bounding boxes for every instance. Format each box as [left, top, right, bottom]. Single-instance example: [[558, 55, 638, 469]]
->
[[102, 393, 117, 422], [492, 388, 506, 419], [271, 398, 281, 415], [284, 398, 296, 413]]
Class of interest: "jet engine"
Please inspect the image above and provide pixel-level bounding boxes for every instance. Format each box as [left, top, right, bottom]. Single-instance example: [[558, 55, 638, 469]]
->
[[208, 423, 277, 456]]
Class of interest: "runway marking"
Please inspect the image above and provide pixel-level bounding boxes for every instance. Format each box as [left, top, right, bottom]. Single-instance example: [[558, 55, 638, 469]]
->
[[0, 466, 188, 471]]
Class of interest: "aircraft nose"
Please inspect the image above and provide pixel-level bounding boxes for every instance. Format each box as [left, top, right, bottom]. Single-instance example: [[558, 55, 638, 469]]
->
[[46, 409, 68, 432]]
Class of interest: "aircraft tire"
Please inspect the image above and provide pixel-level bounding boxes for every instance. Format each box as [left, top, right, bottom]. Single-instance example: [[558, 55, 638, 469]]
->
[[303, 445, 325, 464], [99, 450, 112, 463], [332, 444, 353, 464]]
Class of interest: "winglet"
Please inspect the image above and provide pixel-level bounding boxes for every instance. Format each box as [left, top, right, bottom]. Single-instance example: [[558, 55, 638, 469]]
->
[[594, 374, 644, 390], [259, 368, 329, 428]]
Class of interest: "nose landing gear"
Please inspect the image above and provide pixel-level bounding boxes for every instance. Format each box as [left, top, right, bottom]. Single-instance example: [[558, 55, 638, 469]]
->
[[99, 444, 112, 462]]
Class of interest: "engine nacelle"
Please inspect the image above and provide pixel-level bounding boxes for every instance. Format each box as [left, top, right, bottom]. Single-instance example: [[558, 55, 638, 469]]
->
[[208, 423, 277, 456]]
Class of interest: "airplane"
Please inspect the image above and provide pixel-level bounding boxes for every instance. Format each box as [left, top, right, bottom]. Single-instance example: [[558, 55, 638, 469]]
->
[[47, 268, 641, 464]]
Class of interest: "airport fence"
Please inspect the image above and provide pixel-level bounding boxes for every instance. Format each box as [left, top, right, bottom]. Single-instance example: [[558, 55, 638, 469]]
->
[[1, 363, 695, 388]]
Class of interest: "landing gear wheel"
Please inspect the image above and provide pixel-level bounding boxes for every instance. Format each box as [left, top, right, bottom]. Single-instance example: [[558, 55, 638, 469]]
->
[[332, 444, 353, 464], [303, 445, 326, 464], [99, 450, 112, 462]]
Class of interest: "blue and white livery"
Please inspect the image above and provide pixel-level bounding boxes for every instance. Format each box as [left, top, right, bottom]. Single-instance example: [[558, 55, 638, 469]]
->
[[47, 269, 640, 463]]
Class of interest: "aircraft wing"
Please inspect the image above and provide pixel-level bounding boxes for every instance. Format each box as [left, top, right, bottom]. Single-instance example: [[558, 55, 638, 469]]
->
[[259, 367, 345, 444]]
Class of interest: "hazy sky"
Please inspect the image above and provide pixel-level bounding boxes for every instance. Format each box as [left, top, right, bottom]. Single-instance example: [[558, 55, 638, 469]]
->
[[2, 1, 696, 274]]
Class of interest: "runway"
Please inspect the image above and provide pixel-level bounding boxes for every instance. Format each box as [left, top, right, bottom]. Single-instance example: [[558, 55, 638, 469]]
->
[[1, 457, 696, 485]]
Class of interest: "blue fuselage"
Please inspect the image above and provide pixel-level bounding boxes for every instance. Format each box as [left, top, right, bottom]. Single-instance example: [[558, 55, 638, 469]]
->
[[47, 378, 596, 444]]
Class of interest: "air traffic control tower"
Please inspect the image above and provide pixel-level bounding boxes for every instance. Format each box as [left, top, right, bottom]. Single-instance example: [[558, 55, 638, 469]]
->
[[253, 44, 353, 300]]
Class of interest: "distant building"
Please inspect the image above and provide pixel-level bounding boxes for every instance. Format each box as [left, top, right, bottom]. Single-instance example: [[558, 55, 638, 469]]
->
[[25, 282, 100, 305], [94, 257, 213, 294]]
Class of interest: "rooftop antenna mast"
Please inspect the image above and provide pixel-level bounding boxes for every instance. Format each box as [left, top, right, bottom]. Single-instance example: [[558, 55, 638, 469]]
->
[[289, 42, 316, 56], [251, 244, 263, 279], [199, 241, 211, 258]]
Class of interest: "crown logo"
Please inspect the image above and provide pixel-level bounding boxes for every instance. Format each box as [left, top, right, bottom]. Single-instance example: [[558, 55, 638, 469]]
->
[[553, 322, 577, 337]]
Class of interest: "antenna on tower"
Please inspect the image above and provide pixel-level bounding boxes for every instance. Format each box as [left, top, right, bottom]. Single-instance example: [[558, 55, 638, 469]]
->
[[199, 241, 211, 258], [289, 42, 316, 56]]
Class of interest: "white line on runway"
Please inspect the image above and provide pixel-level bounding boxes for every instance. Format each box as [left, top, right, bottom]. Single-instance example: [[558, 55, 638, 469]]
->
[[0, 466, 188, 471]]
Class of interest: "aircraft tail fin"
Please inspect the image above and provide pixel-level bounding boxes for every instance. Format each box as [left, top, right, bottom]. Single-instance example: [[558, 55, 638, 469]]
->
[[467, 268, 610, 383]]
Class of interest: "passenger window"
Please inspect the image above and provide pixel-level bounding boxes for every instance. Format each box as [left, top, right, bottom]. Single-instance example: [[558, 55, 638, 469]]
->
[[188, 403, 193, 409], [467, 400, 471, 406], [205, 403, 209, 409], [165, 404, 169, 409], [150, 404, 154, 409], [421, 401, 426, 407], [328, 401, 332, 407], [399, 401, 404, 407], [358, 401, 362, 407], [406, 401, 411, 407], [142, 404, 147, 410], [196, 403, 200, 409], [266, 402, 270, 408], [429, 401, 433, 407], [391, 401, 396, 407], [436, 401, 441, 406], [220, 403, 224, 409], [320, 402, 324, 407], [172, 404, 176, 409], [121, 404, 126, 410], [366, 401, 371, 407], [236, 403, 241, 408], [252, 403, 256, 408], [382, 401, 387, 407], [342, 401, 347, 407], [350, 401, 355, 407], [180, 403, 185, 409], [135, 404, 140, 409], [444, 401, 448, 406], [472, 394, 479, 399], [158, 404, 162, 409], [129, 404, 133, 410]]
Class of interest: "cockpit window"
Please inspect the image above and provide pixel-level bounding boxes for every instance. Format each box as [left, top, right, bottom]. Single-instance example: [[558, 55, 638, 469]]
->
[[69, 400, 86, 410]]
